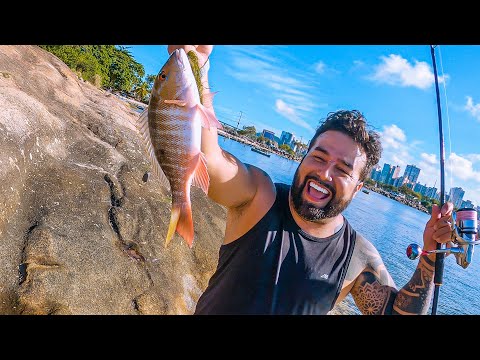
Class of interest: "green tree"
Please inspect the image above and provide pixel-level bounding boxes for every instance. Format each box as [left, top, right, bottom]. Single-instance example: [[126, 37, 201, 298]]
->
[[39, 45, 145, 93], [145, 74, 156, 90], [133, 81, 150, 103], [238, 125, 257, 138]]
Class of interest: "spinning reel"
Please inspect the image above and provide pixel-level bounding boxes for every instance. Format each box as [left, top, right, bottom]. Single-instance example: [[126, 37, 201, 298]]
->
[[406, 208, 479, 268]]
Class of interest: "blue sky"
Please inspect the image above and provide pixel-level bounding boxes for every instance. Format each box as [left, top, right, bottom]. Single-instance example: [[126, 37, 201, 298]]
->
[[125, 45, 480, 206]]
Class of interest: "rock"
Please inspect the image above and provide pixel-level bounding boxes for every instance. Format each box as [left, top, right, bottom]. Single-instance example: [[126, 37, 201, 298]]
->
[[0, 45, 226, 314]]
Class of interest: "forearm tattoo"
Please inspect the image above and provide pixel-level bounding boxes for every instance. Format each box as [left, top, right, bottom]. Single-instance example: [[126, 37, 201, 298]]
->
[[351, 269, 396, 314], [392, 256, 435, 315]]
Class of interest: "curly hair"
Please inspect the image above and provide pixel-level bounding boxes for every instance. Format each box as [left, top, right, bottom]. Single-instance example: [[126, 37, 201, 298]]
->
[[307, 110, 382, 181]]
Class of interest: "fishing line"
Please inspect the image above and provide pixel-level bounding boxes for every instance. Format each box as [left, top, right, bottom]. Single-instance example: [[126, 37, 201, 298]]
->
[[438, 45, 454, 192]]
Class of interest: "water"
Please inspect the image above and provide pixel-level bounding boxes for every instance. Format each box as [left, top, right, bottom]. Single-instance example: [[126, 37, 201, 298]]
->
[[218, 136, 480, 315]]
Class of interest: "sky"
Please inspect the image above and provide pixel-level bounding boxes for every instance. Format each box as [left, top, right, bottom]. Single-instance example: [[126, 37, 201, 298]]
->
[[124, 45, 480, 206]]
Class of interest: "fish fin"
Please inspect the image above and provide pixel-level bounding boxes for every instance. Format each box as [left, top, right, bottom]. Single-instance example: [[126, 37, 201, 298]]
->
[[202, 91, 216, 108], [166, 202, 194, 248], [196, 103, 223, 130], [135, 109, 170, 191], [165, 205, 181, 247], [164, 99, 187, 106], [192, 152, 210, 195]]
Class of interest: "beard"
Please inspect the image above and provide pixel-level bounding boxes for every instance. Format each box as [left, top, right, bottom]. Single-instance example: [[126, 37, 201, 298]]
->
[[290, 166, 353, 222]]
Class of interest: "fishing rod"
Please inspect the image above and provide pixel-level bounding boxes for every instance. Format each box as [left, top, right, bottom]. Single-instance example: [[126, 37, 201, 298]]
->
[[405, 45, 479, 315]]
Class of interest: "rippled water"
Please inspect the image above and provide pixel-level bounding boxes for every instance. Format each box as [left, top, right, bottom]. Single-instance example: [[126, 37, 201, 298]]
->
[[218, 136, 480, 315]]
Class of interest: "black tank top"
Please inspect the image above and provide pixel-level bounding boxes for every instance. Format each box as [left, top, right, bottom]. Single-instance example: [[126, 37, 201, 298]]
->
[[194, 183, 357, 315]]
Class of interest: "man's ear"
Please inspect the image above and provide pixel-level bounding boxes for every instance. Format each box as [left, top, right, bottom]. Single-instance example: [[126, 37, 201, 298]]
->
[[353, 181, 364, 197]]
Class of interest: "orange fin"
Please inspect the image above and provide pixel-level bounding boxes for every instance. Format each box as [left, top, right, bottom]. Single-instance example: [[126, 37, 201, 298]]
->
[[192, 152, 210, 195], [134, 109, 170, 191], [164, 99, 187, 106], [196, 93, 223, 130], [165, 202, 194, 248]]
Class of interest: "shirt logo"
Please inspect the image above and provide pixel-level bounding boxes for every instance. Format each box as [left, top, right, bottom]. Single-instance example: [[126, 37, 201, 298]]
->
[[320, 273, 329, 280]]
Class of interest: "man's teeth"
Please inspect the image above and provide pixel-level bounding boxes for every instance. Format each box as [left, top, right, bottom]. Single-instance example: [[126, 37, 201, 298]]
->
[[310, 182, 329, 194]]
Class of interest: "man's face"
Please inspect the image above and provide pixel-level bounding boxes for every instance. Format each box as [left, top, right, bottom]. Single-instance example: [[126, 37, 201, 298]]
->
[[291, 130, 366, 222]]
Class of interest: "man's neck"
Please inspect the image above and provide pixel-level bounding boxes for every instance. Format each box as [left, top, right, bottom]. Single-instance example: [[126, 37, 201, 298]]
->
[[288, 193, 344, 239]]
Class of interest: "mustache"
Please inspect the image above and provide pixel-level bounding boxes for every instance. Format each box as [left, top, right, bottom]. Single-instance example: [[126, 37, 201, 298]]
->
[[304, 176, 335, 196]]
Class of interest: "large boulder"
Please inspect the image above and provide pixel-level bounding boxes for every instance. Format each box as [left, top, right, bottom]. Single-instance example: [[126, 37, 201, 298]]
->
[[0, 45, 226, 314]]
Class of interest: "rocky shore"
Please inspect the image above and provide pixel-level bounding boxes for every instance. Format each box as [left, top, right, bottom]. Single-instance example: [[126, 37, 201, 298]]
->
[[0, 45, 228, 314]]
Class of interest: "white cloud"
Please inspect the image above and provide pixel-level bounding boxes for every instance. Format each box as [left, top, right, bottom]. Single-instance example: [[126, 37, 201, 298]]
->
[[379, 124, 406, 149], [224, 46, 325, 133], [421, 153, 438, 165], [464, 96, 480, 121], [275, 99, 315, 133], [466, 154, 480, 163], [448, 153, 480, 182], [314, 61, 326, 74], [369, 54, 447, 89]]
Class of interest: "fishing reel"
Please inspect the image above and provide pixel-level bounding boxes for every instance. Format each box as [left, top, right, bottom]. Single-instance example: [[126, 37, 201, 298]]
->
[[406, 208, 479, 268]]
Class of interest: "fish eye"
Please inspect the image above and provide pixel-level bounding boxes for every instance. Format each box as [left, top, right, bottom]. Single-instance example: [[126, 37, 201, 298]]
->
[[159, 72, 166, 80]]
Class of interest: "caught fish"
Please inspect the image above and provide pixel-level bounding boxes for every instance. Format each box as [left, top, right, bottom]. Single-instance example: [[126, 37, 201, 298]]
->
[[136, 48, 222, 248]]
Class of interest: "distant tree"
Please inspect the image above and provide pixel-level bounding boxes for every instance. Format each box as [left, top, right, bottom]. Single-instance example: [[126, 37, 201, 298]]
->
[[257, 135, 267, 144], [133, 81, 150, 103], [238, 125, 256, 138], [39, 45, 145, 93], [145, 74, 156, 90]]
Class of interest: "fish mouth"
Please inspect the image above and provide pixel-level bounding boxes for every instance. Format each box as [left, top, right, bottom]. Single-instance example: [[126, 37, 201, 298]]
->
[[174, 48, 188, 71]]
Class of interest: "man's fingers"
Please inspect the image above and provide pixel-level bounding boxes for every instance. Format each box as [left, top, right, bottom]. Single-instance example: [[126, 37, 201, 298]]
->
[[427, 204, 441, 226], [441, 202, 454, 216], [167, 45, 198, 55]]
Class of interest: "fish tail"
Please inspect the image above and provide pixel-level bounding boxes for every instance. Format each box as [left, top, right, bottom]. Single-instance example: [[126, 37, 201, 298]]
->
[[165, 202, 194, 248]]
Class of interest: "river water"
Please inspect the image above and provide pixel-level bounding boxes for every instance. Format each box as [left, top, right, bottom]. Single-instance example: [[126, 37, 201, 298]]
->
[[218, 135, 480, 315]]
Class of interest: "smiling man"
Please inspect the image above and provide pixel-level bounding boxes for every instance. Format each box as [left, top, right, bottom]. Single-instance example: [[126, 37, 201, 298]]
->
[[167, 45, 454, 315]]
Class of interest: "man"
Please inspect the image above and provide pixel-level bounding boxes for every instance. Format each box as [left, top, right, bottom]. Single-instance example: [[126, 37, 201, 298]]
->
[[167, 45, 454, 315]]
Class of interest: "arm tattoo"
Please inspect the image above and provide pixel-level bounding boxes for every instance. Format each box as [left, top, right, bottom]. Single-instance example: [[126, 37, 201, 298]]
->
[[351, 269, 397, 315], [392, 256, 435, 315]]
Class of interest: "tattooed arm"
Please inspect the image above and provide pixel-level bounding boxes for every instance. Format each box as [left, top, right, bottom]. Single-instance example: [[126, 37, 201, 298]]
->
[[347, 202, 454, 315], [347, 236, 398, 315], [393, 202, 454, 315]]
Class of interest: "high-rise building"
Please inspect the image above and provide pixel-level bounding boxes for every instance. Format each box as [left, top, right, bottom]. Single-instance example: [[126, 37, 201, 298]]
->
[[461, 199, 474, 209], [449, 187, 465, 209], [370, 166, 382, 182], [280, 131, 295, 148], [386, 165, 401, 185], [404, 165, 421, 184], [380, 164, 392, 183], [262, 129, 276, 142]]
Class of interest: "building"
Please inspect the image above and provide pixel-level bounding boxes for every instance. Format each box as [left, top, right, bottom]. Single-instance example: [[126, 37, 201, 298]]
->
[[370, 166, 382, 182], [404, 165, 421, 184], [449, 187, 465, 209], [385, 165, 401, 185], [380, 164, 392, 184], [280, 131, 296, 148], [262, 129, 276, 142], [461, 199, 475, 209]]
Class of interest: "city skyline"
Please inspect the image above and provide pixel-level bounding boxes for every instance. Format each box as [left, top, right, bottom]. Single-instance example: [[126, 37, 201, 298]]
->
[[370, 161, 475, 207]]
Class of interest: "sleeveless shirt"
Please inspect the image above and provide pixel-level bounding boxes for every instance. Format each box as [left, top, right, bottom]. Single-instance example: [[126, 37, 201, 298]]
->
[[194, 183, 357, 315]]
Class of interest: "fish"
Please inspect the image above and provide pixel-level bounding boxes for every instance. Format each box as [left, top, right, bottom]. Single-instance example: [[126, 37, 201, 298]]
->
[[135, 48, 222, 248]]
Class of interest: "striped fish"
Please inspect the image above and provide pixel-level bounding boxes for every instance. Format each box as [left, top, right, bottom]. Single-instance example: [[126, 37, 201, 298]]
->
[[136, 48, 222, 248]]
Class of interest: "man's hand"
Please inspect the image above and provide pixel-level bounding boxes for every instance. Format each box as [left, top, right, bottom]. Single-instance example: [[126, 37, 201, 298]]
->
[[167, 45, 214, 107], [167, 45, 212, 74], [423, 202, 454, 254]]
